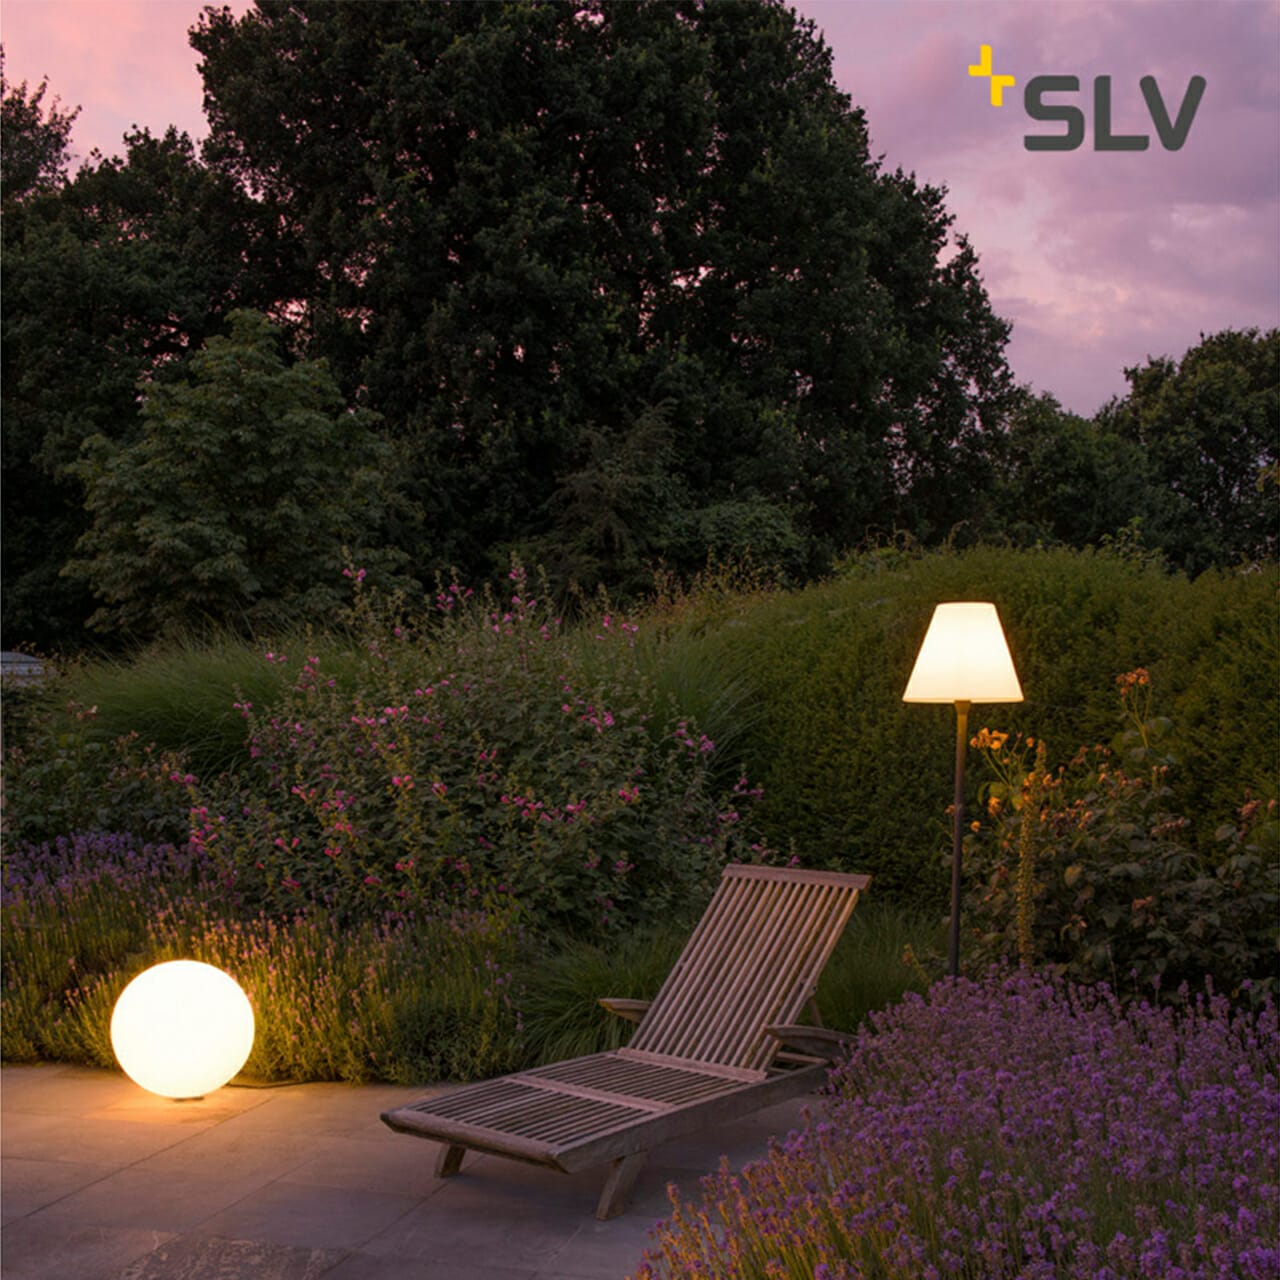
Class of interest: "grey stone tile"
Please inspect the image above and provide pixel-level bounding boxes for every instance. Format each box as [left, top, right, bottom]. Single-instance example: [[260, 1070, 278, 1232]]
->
[[322, 1254, 538, 1280], [0, 1112, 74, 1157], [284, 1132, 449, 1197], [0, 1218, 174, 1280], [0, 1066, 808, 1280], [220, 1082, 444, 1140], [131, 1121, 321, 1184], [112, 1233, 345, 1280], [361, 1177, 587, 1271], [0, 1157, 116, 1223], [192, 1180, 420, 1252], [0, 1114, 192, 1167], [22, 1164, 271, 1233], [95, 1087, 271, 1126], [1, 1065, 134, 1116], [542, 1214, 661, 1279]]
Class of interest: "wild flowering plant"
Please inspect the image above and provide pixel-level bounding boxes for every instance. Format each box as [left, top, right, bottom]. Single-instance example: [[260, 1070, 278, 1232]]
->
[[1, 700, 192, 847], [188, 564, 767, 935], [963, 670, 1279, 998], [1, 832, 216, 1063], [634, 969, 1280, 1279]]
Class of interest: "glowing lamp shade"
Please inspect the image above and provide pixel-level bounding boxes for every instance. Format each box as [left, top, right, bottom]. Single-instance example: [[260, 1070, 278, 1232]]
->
[[111, 961, 254, 1099], [903, 602, 1023, 705]]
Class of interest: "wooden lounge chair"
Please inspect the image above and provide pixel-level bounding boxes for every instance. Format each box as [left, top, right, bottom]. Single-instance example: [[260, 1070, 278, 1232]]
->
[[381, 862, 870, 1218]]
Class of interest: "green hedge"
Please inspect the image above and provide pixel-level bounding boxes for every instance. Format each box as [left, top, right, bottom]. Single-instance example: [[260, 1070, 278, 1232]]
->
[[689, 547, 1278, 906]]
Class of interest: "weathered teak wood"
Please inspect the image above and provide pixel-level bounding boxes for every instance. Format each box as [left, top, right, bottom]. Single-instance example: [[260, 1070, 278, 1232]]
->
[[597, 1151, 648, 1221], [382, 863, 870, 1218], [598, 997, 650, 1025], [763, 1023, 856, 1060]]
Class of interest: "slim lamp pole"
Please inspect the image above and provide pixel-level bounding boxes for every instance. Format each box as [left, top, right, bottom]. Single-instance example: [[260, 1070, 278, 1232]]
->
[[903, 603, 1022, 983], [949, 700, 970, 979]]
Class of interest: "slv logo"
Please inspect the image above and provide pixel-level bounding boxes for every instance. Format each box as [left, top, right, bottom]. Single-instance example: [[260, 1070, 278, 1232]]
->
[[968, 45, 1206, 152]]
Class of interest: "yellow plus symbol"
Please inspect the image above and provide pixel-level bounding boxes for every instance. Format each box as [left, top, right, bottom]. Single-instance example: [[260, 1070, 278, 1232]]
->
[[969, 44, 1016, 107]]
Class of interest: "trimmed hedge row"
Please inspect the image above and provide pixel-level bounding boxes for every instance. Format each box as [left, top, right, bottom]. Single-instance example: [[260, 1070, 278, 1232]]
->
[[686, 547, 1278, 905]]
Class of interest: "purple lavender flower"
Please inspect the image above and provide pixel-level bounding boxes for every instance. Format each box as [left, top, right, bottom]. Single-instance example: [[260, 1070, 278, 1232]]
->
[[634, 969, 1279, 1279]]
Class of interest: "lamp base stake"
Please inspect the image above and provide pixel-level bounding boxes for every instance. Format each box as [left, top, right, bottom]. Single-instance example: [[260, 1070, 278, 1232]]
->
[[949, 700, 971, 978]]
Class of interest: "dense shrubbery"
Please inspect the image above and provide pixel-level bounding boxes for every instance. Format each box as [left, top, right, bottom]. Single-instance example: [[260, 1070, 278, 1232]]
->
[[635, 970, 1280, 1279], [0, 567, 779, 1080], [184, 565, 764, 935], [702, 545, 1278, 904], [0, 831, 933, 1083], [3, 547, 1275, 1086], [1, 702, 192, 848], [964, 670, 1280, 997], [1, 832, 525, 1083]]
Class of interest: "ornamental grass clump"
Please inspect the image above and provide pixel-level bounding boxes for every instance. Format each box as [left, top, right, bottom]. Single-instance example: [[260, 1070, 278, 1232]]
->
[[634, 969, 1279, 1280]]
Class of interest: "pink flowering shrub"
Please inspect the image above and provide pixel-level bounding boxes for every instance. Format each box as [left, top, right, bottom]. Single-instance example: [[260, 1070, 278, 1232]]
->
[[2, 700, 192, 847], [188, 565, 767, 934], [635, 969, 1279, 1279]]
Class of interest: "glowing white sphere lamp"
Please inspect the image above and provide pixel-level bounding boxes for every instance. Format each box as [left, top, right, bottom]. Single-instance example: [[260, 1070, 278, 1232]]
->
[[904, 603, 1023, 978], [110, 961, 255, 1099]]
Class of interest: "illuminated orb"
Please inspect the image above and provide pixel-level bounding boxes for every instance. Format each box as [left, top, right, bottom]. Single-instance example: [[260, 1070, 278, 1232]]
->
[[110, 961, 255, 1099]]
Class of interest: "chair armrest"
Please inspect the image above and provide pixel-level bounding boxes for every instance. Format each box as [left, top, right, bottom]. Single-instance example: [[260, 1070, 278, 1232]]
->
[[764, 1024, 855, 1061], [597, 998, 651, 1025]]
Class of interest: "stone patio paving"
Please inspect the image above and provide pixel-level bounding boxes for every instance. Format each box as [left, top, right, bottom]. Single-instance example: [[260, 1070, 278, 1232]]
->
[[1, 1063, 813, 1279]]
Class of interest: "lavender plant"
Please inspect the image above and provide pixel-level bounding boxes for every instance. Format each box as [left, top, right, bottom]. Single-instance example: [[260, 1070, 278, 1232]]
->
[[1, 832, 525, 1082], [634, 969, 1280, 1279]]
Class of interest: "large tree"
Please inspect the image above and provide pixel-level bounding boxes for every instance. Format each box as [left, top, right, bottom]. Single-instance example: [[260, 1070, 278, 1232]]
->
[[0, 52, 78, 203], [66, 310, 400, 637], [192, 0, 1014, 585], [1097, 328, 1279, 573], [1, 55, 88, 646], [990, 389, 1156, 550], [1, 119, 283, 648]]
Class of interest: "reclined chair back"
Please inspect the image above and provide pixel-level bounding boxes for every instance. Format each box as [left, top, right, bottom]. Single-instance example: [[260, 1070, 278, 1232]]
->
[[625, 863, 870, 1075]]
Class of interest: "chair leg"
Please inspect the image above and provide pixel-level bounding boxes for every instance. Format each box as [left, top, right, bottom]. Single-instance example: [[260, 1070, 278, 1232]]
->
[[596, 1151, 647, 1220], [435, 1143, 466, 1178]]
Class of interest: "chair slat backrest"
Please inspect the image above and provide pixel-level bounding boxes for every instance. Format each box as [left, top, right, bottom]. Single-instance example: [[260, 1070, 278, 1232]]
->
[[627, 864, 870, 1074]]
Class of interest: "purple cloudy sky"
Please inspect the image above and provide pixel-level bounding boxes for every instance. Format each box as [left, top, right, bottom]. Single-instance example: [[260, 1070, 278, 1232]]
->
[[4, 0, 1277, 416]]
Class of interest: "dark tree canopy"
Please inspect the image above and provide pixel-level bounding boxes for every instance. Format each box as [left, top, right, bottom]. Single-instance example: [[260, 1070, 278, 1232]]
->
[[65, 310, 399, 637], [190, 0, 1014, 587], [1, 124, 282, 647], [1, 51, 78, 205], [991, 390, 1154, 551], [1098, 328, 1279, 573], [7, 1, 1269, 650]]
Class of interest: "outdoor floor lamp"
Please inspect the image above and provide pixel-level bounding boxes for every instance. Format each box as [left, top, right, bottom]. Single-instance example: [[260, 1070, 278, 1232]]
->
[[903, 603, 1023, 977]]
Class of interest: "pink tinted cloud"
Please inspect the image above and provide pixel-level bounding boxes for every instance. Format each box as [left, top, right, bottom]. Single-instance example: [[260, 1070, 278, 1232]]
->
[[796, 0, 1280, 415]]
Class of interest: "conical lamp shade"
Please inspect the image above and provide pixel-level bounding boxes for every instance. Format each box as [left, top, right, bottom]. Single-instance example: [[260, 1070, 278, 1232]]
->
[[903, 602, 1023, 704]]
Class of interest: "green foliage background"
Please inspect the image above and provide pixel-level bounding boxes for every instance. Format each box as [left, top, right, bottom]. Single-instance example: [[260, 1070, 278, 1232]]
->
[[4, 548, 1276, 1082], [691, 546, 1279, 903]]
